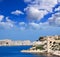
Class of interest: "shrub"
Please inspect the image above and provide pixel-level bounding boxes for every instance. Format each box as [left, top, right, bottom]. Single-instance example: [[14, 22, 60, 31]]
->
[[36, 45, 44, 50]]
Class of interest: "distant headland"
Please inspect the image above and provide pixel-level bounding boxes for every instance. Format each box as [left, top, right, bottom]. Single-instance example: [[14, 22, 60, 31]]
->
[[21, 35, 60, 56], [0, 39, 33, 46]]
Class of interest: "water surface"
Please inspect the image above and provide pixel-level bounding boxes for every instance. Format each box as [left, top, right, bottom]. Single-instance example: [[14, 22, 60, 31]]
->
[[0, 46, 57, 57]]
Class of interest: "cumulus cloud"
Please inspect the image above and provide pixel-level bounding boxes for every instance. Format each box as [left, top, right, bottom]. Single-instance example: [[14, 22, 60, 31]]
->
[[18, 12, 60, 30], [24, 0, 57, 11], [48, 12, 60, 26], [0, 17, 15, 29], [18, 18, 60, 30], [57, 0, 60, 3], [24, 0, 58, 21], [29, 22, 40, 29], [55, 6, 60, 11], [6, 17, 15, 24], [5, 17, 15, 28], [19, 22, 41, 30], [24, 7, 48, 20], [29, 22, 50, 29], [11, 10, 24, 15], [18, 21, 49, 30], [23, 0, 60, 28], [0, 15, 4, 21], [27, 12, 60, 29], [19, 22, 27, 27], [19, 22, 40, 30], [0, 22, 13, 29], [19, 22, 26, 26], [19, 22, 27, 30]]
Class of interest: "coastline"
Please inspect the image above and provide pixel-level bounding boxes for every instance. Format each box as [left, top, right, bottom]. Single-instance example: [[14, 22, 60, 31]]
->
[[21, 50, 46, 53], [0, 39, 33, 46], [52, 51, 60, 56], [21, 49, 60, 56]]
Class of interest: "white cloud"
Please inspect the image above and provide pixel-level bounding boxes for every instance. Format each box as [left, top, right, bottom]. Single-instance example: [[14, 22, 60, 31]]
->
[[29, 22, 40, 29], [48, 12, 60, 26], [0, 22, 13, 29], [6, 17, 15, 24], [22, 12, 60, 30], [24, 0, 57, 12], [25, 7, 48, 20], [19, 22, 27, 27], [0, 15, 4, 21], [5, 17, 14, 28], [24, 0, 58, 21], [28, 21, 50, 29], [55, 6, 60, 11], [11, 10, 24, 15], [19, 22, 27, 30], [19, 22, 26, 26], [18, 20, 60, 30], [19, 22, 41, 30], [57, 0, 60, 3], [26, 12, 60, 29], [39, 22, 49, 26], [0, 17, 15, 29], [18, 21, 49, 30], [23, 0, 60, 28]]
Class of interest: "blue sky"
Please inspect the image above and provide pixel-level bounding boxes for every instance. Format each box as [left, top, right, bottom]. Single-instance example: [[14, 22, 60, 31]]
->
[[0, 0, 60, 41]]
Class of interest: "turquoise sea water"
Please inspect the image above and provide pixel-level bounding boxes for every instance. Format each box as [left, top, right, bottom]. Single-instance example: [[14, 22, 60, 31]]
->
[[0, 46, 56, 57]]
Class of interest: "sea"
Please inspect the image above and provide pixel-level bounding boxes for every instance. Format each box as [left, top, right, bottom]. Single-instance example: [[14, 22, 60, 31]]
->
[[0, 46, 57, 57]]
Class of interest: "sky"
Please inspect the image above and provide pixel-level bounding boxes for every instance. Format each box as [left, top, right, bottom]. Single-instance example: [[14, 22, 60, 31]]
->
[[0, 0, 60, 41]]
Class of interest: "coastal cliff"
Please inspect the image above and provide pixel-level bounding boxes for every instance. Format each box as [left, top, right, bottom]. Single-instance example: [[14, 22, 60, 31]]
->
[[21, 35, 60, 56]]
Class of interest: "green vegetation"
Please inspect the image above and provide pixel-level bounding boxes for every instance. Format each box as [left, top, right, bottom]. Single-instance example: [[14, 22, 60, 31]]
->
[[36, 45, 44, 50], [38, 37, 44, 41]]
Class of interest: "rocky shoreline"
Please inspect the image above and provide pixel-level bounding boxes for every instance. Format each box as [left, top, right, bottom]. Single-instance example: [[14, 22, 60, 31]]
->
[[21, 49, 60, 56], [21, 50, 46, 53], [21, 35, 60, 56]]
